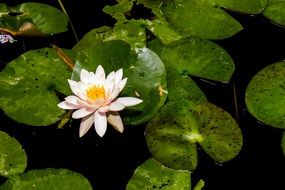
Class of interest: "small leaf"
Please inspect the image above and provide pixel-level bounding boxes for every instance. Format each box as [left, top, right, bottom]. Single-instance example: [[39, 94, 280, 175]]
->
[[263, 2, 285, 27], [145, 100, 242, 171], [0, 131, 27, 177], [74, 40, 167, 125], [126, 158, 191, 190], [0, 168, 93, 190], [148, 37, 235, 83], [245, 61, 285, 128], [0, 2, 68, 35], [0, 48, 75, 126]]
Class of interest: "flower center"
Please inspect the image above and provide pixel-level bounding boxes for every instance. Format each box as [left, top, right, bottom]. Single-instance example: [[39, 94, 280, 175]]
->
[[86, 85, 105, 101]]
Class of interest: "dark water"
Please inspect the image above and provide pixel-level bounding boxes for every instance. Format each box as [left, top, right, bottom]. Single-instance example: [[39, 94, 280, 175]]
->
[[1, 1, 285, 190]]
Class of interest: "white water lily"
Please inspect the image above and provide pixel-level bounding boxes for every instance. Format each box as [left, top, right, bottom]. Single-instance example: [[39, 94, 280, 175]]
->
[[58, 65, 143, 137]]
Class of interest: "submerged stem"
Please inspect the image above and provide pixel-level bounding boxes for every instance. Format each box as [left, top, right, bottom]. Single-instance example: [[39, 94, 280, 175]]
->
[[57, 0, 79, 43], [232, 82, 239, 121]]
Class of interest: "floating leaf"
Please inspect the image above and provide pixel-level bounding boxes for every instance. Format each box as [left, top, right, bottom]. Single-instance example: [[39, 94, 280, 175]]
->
[[0, 168, 92, 190], [0, 48, 75, 126], [140, 18, 184, 45], [148, 38, 235, 83], [148, 39, 206, 103], [165, 67, 207, 103], [245, 61, 285, 129], [205, 0, 267, 14], [0, 131, 27, 178], [74, 40, 167, 125], [145, 100, 242, 171], [126, 158, 191, 190], [73, 20, 146, 51], [0, 2, 68, 36], [263, 1, 285, 27], [161, 0, 243, 39]]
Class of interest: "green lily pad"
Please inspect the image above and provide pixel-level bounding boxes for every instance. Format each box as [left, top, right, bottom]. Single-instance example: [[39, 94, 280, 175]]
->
[[263, 2, 285, 27], [0, 168, 92, 190], [205, 0, 267, 14], [0, 2, 68, 35], [0, 48, 75, 126], [145, 100, 242, 171], [165, 67, 207, 103], [245, 61, 285, 128], [73, 20, 146, 51], [147, 39, 207, 103], [74, 40, 167, 125], [126, 158, 191, 190], [0, 131, 27, 178], [161, 0, 243, 39], [148, 38, 235, 83], [140, 18, 184, 45]]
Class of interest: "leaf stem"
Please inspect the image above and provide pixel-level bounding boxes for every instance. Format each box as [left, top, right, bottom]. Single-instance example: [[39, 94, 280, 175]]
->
[[232, 82, 239, 120], [193, 179, 205, 190], [57, 0, 79, 43]]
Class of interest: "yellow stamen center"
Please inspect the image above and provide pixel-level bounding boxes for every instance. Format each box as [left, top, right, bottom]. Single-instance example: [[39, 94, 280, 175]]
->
[[86, 85, 105, 100]]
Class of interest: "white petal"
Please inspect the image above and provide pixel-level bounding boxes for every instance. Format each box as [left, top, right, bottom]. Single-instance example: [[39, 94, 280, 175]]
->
[[115, 97, 143, 107], [94, 111, 107, 137], [95, 65, 106, 82], [68, 80, 86, 100], [109, 102, 125, 111], [87, 97, 105, 108], [106, 71, 115, 81], [98, 106, 110, 113], [115, 68, 123, 84], [104, 73, 115, 97], [58, 101, 79, 110], [68, 79, 79, 95], [79, 114, 94, 137], [89, 72, 97, 84], [106, 78, 128, 104], [80, 69, 90, 83], [107, 112, 124, 133], [72, 108, 93, 119], [115, 77, 127, 93], [65, 95, 81, 105]]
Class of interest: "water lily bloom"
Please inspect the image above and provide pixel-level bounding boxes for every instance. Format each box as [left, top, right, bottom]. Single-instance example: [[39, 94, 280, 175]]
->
[[58, 65, 143, 137]]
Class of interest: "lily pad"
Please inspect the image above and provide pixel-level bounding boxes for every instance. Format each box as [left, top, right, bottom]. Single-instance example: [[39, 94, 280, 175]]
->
[[263, 2, 285, 27], [148, 38, 235, 83], [205, 0, 267, 14], [0, 131, 27, 178], [145, 100, 242, 171], [0, 48, 75, 126], [161, 0, 243, 39], [0, 168, 92, 190], [74, 40, 167, 125], [0, 2, 68, 35], [140, 18, 184, 45], [165, 67, 207, 103], [73, 20, 146, 51], [126, 158, 191, 190], [245, 61, 285, 128]]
